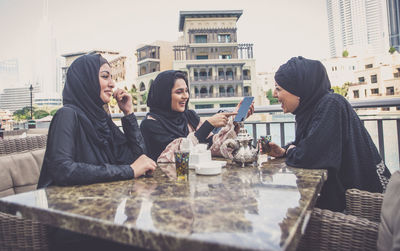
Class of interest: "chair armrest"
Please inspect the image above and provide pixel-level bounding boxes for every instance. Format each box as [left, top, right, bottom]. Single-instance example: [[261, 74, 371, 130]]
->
[[346, 188, 384, 222], [298, 208, 379, 251], [0, 212, 49, 250]]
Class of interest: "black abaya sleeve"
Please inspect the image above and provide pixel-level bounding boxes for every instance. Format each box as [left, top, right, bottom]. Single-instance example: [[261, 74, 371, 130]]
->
[[285, 97, 346, 170], [121, 113, 146, 157], [37, 108, 134, 188]]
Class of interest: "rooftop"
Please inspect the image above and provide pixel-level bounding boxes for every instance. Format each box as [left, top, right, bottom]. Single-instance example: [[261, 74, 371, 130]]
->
[[179, 10, 243, 31]]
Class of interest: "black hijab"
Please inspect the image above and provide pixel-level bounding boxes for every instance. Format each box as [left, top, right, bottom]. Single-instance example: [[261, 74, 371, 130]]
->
[[274, 56, 331, 144], [147, 70, 200, 138], [62, 54, 126, 148]]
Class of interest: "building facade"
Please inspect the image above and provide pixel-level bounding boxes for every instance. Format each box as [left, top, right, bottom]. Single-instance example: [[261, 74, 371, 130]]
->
[[347, 53, 400, 112], [135, 41, 174, 112], [327, 0, 389, 57], [0, 59, 19, 91], [321, 56, 358, 86], [172, 10, 259, 110], [0, 85, 40, 113], [387, 0, 400, 51]]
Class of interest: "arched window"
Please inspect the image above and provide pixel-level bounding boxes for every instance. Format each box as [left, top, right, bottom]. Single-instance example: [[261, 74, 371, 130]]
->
[[200, 86, 208, 97], [140, 66, 146, 75], [227, 85, 234, 97], [139, 82, 146, 91], [244, 86, 251, 96], [219, 86, 226, 97]]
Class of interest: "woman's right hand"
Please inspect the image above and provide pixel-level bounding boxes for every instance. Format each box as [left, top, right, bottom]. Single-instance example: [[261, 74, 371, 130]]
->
[[207, 112, 236, 128], [265, 142, 286, 157], [130, 154, 157, 178]]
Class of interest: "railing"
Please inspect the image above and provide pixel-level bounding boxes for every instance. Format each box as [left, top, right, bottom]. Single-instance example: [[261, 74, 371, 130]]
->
[[112, 98, 400, 171]]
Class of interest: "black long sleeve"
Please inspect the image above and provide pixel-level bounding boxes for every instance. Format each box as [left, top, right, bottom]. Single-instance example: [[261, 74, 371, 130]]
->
[[38, 107, 135, 188]]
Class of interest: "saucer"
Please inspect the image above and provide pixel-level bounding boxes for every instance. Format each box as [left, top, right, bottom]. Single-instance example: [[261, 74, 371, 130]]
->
[[195, 161, 223, 175]]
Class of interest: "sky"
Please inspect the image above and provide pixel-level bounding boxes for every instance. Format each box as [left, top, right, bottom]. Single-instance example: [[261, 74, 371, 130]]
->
[[0, 0, 330, 87]]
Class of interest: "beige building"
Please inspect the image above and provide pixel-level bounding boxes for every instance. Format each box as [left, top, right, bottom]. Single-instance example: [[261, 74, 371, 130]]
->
[[135, 41, 174, 112], [61, 50, 121, 91], [173, 10, 260, 110], [348, 53, 400, 113]]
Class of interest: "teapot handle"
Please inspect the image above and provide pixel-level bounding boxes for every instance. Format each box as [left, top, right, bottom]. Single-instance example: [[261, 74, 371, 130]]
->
[[220, 138, 239, 159]]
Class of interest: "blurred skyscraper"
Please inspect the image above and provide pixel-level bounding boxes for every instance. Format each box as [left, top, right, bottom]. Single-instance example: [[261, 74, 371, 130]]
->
[[0, 59, 19, 91], [326, 0, 390, 57], [387, 0, 400, 51]]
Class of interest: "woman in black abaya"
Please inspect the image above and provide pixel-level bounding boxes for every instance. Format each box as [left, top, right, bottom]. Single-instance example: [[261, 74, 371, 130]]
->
[[265, 56, 391, 212], [140, 70, 253, 162], [38, 54, 156, 188]]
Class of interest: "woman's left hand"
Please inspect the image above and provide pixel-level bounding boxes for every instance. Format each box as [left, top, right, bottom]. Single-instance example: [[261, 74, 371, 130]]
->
[[234, 99, 255, 119], [114, 88, 133, 115]]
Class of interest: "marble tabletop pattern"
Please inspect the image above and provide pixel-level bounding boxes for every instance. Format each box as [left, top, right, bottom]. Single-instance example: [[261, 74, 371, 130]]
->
[[0, 157, 326, 251]]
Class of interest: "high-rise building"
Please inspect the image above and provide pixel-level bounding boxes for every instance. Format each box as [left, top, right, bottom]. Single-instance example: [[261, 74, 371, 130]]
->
[[387, 0, 400, 51], [0, 85, 40, 112], [0, 59, 19, 91], [173, 10, 259, 109], [327, 0, 390, 57]]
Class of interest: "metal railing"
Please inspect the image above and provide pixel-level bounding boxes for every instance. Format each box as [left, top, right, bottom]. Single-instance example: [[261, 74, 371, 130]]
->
[[112, 98, 400, 169]]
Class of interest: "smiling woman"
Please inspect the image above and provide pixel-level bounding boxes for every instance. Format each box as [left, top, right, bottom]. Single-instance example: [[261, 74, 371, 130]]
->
[[264, 56, 391, 212], [37, 54, 156, 189], [140, 70, 254, 162]]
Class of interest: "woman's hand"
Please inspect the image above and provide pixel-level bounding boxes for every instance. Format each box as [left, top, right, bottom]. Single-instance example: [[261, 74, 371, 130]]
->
[[265, 142, 286, 157], [207, 112, 236, 128], [234, 99, 255, 119], [130, 154, 157, 178], [113, 88, 133, 116]]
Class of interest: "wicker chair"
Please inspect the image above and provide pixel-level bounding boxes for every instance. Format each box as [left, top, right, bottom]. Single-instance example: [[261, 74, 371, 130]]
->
[[0, 148, 50, 250], [0, 212, 49, 250], [298, 189, 383, 251], [298, 208, 379, 251], [345, 188, 383, 222], [0, 135, 47, 155]]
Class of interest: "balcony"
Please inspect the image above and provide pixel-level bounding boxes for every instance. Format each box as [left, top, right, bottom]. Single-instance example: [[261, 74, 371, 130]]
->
[[190, 76, 243, 85]]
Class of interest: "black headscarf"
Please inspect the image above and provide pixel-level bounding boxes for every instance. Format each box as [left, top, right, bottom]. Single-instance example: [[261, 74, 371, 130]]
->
[[62, 54, 126, 148], [274, 56, 331, 144], [147, 70, 200, 138]]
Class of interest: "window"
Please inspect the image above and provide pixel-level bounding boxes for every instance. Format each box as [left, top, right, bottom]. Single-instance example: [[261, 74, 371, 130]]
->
[[243, 70, 251, 80], [358, 77, 365, 83], [218, 34, 231, 43], [394, 72, 399, 78], [386, 87, 394, 95], [371, 88, 379, 95], [220, 103, 237, 108], [365, 64, 373, 69], [353, 90, 359, 98], [195, 35, 207, 43], [381, 107, 390, 111], [196, 55, 208, 60], [219, 55, 232, 59], [371, 75, 377, 83], [195, 104, 214, 109]]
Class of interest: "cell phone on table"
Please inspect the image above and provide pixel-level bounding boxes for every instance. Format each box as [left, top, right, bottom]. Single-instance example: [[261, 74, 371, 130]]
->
[[234, 96, 254, 122]]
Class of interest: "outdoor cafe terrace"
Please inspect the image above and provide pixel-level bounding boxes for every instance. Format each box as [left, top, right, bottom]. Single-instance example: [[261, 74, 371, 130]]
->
[[0, 97, 399, 250]]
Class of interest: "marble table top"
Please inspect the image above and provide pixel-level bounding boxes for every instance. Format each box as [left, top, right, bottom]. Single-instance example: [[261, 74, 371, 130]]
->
[[0, 157, 327, 251]]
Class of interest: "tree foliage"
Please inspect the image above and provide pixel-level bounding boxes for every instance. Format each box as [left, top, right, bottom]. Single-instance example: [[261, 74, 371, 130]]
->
[[13, 106, 35, 121], [389, 46, 396, 54], [266, 89, 278, 105], [332, 82, 350, 97], [34, 110, 49, 119], [342, 50, 349, 57], [50, 109, 58, 116]]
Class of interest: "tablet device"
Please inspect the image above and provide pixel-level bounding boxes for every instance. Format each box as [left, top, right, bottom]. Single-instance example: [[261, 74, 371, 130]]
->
[[234, 96, 254, 122]]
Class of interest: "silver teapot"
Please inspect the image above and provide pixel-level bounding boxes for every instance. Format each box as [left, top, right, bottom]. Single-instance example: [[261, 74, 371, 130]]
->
[[222, 122, 259, 167]]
